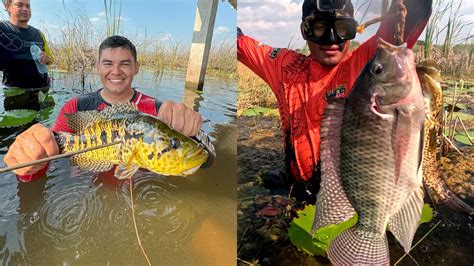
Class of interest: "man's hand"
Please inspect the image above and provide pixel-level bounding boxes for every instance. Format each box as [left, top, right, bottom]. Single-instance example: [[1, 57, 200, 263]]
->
[[3, 124, 59, 176], [40, 52, 51, 65], [157, 101, 203, 136]]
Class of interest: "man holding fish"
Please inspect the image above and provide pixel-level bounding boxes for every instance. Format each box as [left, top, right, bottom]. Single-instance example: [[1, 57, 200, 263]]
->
[[238, 0, 437, 264], [238, 0, 432, 197], [4, 35, 210, 181]]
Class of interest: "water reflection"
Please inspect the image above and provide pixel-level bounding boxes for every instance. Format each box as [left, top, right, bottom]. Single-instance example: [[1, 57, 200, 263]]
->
[[0, 70, 236, 264]]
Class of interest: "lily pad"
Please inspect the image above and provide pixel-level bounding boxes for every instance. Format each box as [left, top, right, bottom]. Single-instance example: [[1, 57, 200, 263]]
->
[[38, 91, 55, 104], [453, 130, 473, 145], [288, 205, 357, 256], [288, 204, 434, 256], [240, 107, 279, 117], [3, 87, 25, 97], [419, 203, 434, 224], [36, 106, 54, 121], [0, 109, 38, 128]]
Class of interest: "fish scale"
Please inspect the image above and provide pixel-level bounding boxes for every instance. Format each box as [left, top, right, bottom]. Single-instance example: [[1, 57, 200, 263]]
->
[[313, 39, 426, 265], [54, 103, 210, 178]]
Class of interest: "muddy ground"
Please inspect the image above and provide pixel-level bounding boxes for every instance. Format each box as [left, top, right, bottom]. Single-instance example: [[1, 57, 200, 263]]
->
[[237, 115, 473, 266]]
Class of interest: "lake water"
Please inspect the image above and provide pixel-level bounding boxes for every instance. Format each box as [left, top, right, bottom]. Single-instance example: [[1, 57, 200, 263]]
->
[[0, 70, 237, 265]]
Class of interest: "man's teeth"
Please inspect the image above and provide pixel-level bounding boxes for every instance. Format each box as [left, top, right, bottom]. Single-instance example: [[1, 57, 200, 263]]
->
[[110, 79, 123, 83]]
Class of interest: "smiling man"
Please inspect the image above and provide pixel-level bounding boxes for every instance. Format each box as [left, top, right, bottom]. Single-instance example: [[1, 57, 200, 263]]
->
[[0, 0, 53, 110], [4, 35, 207, 181], [237, 0, 433, 198]]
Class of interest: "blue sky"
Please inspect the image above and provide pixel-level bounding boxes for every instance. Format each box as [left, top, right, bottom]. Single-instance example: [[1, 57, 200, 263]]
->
[[238, 0, 474, 49], [0, 0, 236, 46]]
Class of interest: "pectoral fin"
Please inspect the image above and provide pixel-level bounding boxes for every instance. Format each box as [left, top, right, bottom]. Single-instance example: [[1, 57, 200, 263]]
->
[[114, 164, 139, 180], [114, 147, 139, 180]]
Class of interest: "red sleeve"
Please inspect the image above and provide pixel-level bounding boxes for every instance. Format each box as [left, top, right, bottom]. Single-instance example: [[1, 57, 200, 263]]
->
[[16, 98, 79, 182], [51, 97, 78, 133], [17, 162, 50, 182], [349, 0, 432, 76], [237, 33, 297, 97]]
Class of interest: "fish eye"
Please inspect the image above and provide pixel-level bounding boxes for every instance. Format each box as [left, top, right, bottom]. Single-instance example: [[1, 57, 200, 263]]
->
[[170, 138, 180, 149], [374, 64, 383, 75]]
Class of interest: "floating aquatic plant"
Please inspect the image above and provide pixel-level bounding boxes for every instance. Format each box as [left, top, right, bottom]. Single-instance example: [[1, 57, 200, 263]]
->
[[3, 87, 25, 97], [240, 107, 279, 117], [288, 203, 434, 256], [0, 109, 38, 128], [36, 106, 55, 122], [454, 130, 473, 145]]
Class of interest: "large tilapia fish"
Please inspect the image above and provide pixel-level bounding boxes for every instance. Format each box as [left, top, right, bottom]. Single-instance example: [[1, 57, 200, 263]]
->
[[312, 39, 426, 265], [55, 103, 212, 179], [417, 61, 474, 214]]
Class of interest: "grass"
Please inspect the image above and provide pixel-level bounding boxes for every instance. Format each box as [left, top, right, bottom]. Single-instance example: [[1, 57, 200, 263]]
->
[[237, 63, 276, 111]]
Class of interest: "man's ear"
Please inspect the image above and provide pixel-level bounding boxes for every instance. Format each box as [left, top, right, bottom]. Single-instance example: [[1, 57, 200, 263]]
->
[[300, 23, 308, 40], [134, 61, 140, 75]]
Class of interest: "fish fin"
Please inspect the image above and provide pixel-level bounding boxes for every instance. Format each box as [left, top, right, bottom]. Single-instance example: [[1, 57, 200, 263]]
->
[[114, 147, 140, 179], [70, 154, 114, 172], [328, 227, 389, 265], [100, 102, 140, 119], [65, 110, 102, 132], [387, 186, 424, 252], [313, 99, 356, 234], [114, 164, 139, 180], [393, 106, 417, 184]]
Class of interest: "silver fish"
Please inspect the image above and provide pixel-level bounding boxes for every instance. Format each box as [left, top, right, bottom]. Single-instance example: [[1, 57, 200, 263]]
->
[[313, 39, 426, 265]]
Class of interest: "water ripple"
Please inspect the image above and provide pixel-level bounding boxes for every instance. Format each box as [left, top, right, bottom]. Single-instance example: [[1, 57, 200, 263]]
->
[[38, 178, 103, 250]]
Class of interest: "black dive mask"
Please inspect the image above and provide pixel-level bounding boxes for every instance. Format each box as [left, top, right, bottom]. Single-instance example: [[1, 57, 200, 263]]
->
[[302, 14, 357, 45]]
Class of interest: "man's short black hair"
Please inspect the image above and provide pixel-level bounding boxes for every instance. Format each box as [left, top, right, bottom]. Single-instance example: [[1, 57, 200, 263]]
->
[[302, 0, 354, 21], [99, 35, 137, 61]]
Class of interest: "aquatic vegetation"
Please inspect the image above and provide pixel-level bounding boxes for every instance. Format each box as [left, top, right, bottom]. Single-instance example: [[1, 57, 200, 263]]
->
[[0, 109, 38, 128], [288, 204, 434, 257], [239, 107, 278, 117]]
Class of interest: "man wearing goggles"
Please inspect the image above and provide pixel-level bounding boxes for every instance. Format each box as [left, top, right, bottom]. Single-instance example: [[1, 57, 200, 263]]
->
[[237, 0, 432, 197]]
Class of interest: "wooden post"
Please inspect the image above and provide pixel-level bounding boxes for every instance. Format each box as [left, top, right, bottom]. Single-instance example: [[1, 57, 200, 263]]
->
[[185, 0, 219, 91]]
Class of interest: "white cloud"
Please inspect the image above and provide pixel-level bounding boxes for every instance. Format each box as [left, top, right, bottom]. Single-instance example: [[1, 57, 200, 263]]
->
[[238, 0, 303, 47], [160, 33, 173, 42], [89, 17, 102, 23], [238, 0, 474, 47], [216, 26, 230, 33]]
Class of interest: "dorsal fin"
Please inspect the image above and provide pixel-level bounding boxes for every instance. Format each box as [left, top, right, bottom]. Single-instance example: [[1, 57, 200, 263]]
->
[[100, 102, 140, 119], [65, 110, 102, 132]]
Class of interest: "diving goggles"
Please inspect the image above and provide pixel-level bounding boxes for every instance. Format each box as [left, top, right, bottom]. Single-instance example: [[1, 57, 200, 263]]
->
[[302, 16, 358, 45]]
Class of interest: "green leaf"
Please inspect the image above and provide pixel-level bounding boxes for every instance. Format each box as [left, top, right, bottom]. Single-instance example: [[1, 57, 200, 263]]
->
[[36, 106, 54, 121], [288, 205, 357, 256], [454, 130, 473, 145], [419, 203, 434, 224], [240, 107, 278, 117], [3, 87, 25, 97], [288, 204, 434, 256], [0, 109, 38, 128]]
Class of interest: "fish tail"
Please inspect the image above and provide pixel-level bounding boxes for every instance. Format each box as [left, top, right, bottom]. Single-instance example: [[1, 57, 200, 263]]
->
[[328, 227, 390, 265]]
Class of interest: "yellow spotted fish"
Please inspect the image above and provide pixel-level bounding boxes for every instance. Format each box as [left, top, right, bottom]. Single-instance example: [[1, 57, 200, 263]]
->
[[55, 103, 212, 179]]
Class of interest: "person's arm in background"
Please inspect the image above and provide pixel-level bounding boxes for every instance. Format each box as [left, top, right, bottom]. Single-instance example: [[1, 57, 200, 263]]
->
[[351, 0, 432, 70], [40, 31, 53, 65]]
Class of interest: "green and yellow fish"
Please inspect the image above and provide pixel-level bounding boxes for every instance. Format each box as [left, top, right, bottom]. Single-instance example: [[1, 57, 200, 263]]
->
[[55, 103, 213, 179]]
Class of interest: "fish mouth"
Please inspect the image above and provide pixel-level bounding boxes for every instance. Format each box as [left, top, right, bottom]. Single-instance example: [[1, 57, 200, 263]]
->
[[182, 144, 208, 175]]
